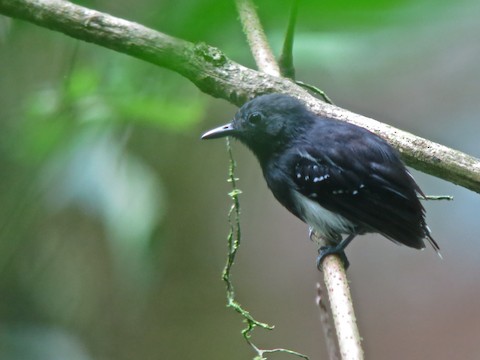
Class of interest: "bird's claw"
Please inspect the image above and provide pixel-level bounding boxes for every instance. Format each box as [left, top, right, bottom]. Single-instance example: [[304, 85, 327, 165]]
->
[[316, 245, 350, 271]]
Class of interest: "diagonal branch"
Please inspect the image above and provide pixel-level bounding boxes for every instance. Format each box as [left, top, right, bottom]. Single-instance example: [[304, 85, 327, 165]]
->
[[0, 0, 479, 195], [235, 0, 280, 76]]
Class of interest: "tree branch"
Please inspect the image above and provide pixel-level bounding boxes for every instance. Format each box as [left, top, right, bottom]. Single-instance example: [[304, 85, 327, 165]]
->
[[235, 0, 280, 76], [321, 257, 363, 360], [316, 282, 341, 360], [1, 0, 479, 195]]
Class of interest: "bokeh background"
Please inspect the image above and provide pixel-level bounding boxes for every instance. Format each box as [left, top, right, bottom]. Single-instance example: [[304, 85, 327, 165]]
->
[[1, 0, 480, 359]]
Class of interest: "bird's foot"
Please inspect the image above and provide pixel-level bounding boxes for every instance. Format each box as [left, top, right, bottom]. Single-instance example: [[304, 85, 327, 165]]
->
[[316, 245, 350, 271]]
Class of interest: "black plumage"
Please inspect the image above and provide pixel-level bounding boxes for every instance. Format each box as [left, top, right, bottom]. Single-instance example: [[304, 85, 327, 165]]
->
[[202, 94, 439, 268]]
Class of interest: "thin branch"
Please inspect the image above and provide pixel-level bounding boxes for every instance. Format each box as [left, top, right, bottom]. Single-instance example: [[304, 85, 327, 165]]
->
[[1, 0, 477, 194], [235, 0, 280, 76], [321, 256, 364, 360], [316, 283, 341, 360], [226, 138, 309, 360], [224, 137, 273, 331], [279, 0, 300, 79], [296, 80, 334, 105], [310, 230, 363, 359], [423, 195, 453, 201]]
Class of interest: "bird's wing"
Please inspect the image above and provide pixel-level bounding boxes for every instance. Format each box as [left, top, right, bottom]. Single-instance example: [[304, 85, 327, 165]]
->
[[291, 133, 428, 249]]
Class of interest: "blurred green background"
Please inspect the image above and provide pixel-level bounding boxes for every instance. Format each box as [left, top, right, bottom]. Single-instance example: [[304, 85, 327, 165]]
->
[[1, 0, 480, 359]]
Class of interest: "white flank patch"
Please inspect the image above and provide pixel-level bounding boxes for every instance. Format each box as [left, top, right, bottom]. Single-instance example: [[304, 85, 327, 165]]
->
[[292, 190, 355, 241]]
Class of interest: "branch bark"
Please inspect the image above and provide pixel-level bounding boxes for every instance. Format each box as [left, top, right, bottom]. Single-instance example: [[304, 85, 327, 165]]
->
[[1, 0, 477, 194], [235, 0, 280, 76], [321, 257, 363, 360], [316, 282, 341, 360], [0, 0, 479, 194]]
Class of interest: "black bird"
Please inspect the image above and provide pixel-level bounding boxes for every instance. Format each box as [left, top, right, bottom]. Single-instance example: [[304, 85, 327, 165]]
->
[[202, 94, 439, 268]]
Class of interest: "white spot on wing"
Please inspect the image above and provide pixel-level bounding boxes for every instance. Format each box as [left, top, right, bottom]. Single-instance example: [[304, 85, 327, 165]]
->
[[313, 175, 326, 183]]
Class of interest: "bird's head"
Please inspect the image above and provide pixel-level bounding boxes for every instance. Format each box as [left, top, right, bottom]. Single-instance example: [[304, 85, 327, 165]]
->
[[202, 94, 313, 160]]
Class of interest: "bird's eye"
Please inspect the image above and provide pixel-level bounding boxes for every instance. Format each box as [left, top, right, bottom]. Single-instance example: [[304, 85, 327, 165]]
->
[[247, 112, 262, 125]]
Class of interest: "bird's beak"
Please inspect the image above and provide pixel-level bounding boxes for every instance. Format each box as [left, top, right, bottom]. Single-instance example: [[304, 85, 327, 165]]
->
[[201, 123, 237, 139]]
